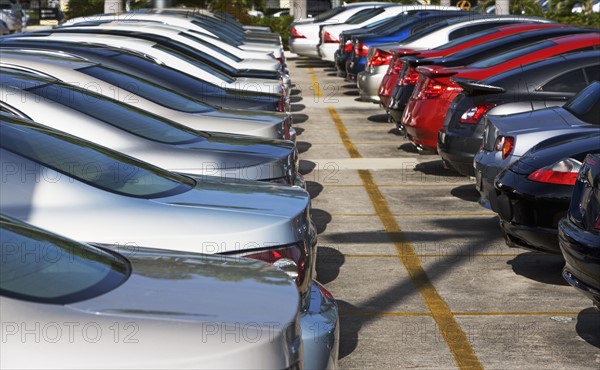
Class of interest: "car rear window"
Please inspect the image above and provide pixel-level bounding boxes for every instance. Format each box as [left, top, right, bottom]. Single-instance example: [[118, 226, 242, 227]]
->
[[564, 82, 600, 125]]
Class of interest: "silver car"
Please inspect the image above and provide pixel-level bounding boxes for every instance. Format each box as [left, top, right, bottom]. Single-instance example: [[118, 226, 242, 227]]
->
[[0, 68, 302, 187], [9, 32, 286, 97], [0, 114, 339, 370], [0, 50, 294, 141], [474, 82, 600, 212], [0, 215, 303, 369]]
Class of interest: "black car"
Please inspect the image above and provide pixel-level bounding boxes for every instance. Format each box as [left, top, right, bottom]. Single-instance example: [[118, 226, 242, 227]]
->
[[388, 26, 593, 126], [439, 50, 600, 177], [0, 40, 288, 112], [559, 153, 600, 310], [494, 132, 600, 254]]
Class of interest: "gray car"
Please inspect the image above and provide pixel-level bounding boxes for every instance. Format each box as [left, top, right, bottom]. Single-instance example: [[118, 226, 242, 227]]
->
[[0, 68, 303, 187], [0, 215, 303, 369], [0, 50, 294, 141], [474, 82, 600, 212], [0, 113, 339, 370]]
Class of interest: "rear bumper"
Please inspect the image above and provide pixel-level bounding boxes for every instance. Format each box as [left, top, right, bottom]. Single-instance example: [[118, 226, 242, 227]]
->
[[437, 129, 481, 177], [357, 71, 383, 103], [499, 219, 561, 254], [559, 217, 600, 306], [301, 281, 340, 370], [319, 44, 338, 62], [289, 39, 320, 58]]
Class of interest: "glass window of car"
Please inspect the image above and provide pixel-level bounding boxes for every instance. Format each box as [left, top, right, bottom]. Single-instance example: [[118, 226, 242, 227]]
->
[[23, 81, 206, 145], [469, 40, 555, 68], [0, 216, 129, 304], [78, 65, 215, 113], [313, 7, 345, 22], [0, 115, 196, 198], [150, 44, 234, 82], [539, 68, 587, 93], [346, 8, 383, 24], [584, 65, 600, 83], [564, 82, 600, 125], [449, 22, 512, 41], [179, 32, 242, 63], [434, 28, 498, 50]]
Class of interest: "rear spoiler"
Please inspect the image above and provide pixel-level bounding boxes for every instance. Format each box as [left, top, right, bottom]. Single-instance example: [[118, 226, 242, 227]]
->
[[415, 65, 457, 78], [393, 48, 420, 57], [451, 77, 506, 94]]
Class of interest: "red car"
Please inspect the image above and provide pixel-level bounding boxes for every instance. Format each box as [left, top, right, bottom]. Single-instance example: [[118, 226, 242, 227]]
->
[[378, 23, 570, 110], [402, 32, 600, 151]]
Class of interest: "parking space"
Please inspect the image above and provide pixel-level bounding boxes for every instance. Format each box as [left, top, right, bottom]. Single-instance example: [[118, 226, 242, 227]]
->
[[288, 54, 600, 369]]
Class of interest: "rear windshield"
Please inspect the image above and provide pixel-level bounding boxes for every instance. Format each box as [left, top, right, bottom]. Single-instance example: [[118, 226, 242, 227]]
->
[[313, 7, 346, 22], [179, 32, 243, 63], [152, 44, 235, 83], [0, 216, 129, 305], [0, 115, 196, 198], [346, 8, 383, 25], [564, 83, 600, 125], [469, 40, 554, 68]]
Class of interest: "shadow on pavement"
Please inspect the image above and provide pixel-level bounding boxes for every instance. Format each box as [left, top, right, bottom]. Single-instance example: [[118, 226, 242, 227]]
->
[[299, 159, 316, 175], [367, 113, 389, 123], [316, 246, 344, 284], [306, 180, 323, 199], [311, 208, 332, 234], [293, 113, 309, 124], [292, 104, 306, 112], [450, 184, 479, 203], [507, 252, 568, 286], [296, 141, 312, 154]]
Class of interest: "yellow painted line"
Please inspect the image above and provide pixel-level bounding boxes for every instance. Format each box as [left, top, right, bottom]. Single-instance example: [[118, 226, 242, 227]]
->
[[308, 67, 322, 99], [340, 311, 431, 317], [327, 106, 483, 370]]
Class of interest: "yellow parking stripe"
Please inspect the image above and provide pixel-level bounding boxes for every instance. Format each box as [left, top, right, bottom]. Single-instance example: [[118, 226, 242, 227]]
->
[[328, 106, 484, 370], [308, 68, 322, 99], [339, 311, 597, 317]]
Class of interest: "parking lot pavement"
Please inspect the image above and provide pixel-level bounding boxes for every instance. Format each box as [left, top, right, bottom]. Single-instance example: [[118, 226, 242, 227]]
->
[[287, 54, 600, 369]]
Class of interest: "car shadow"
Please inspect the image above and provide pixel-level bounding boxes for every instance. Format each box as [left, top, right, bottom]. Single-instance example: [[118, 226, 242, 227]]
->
[[306, 180, 323, 199], [576, 307, 600, 348], [316, 246, 344, 284], [506, 252, 568, 286], [413, 159, 465, 178], [293, 113, 309, 124], [299, 159, 316, 175], [290, 95, 303, 103], [367, 113, 388, 123], [296, 141, 311, 154], [398, 142, 419, 153], [311, 208, 332, 234], [294, 127, 305, 136], [451, 184, 479, 203]]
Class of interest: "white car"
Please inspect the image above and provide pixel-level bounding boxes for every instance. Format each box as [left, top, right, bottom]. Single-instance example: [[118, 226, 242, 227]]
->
[[64, 11, 285, 59], [289, 2, 392, 57], [0, 113, 339, 370], [1, 215, 303, 369], [318, 5, 457, 62], [8, 32, 287, 97], [0, 65, 302, 186]]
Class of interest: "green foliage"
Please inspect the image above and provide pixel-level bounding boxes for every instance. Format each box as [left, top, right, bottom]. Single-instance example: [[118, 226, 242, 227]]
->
[[246, 15, 295, 49], [511, 0, 544, 15], [546, 12, 600, 28], [66, 0, 104, 19]]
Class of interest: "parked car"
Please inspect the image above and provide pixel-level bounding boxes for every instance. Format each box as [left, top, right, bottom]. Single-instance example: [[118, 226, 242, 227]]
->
[[0, 113, 339, 370], [494, 132, 600, 253], [474, 82, 600, 212], [0, 39, 289, 112], [289, 2, 392, 58], [402, 32, 600, 152], [386, 22, 574, 120], [7, 31, 288, 98], [346, 9, 467, 81], [0, 215, 303, 369], [0, 1, 22, 33], [559, 153, 600, 310], [0, 67, 302, 186], [65, 11, 285, 59], [0, 50, 295, 141], [438, 49, 600, 177]]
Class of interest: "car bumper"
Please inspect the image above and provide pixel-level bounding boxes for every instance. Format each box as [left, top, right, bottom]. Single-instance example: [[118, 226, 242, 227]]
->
[[558, 217, 600, 307], [318, 44, 338, 62], [289, 39, 320, 58], [474, 150, 504, 211], [499, 218, 561, 254], [357, 71, 383, 103], [437, 129, 481, 177], [301, 281, 340, 370]]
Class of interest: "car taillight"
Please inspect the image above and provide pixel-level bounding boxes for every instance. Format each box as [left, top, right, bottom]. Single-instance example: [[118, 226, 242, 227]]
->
[[459, 103, 497, 125], [324, 31, 338, 43], [417, 78, 445, 99], [277, 98, 285, 112], [242, 244, 308, 287], [494, 136, 515, 160], [291, 27, 305, 39], [390, 59, 403, 75], [527, 158, 582, 186], [370, 50, 392, 67], [594, 216, 600, 230], [355, 42, 369, 57], [344, 41, 353, 53], [400, 67, 419, 86]]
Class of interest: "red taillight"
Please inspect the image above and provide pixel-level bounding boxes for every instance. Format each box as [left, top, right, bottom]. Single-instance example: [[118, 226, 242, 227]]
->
[[242, 244, 307, 287], [527, 158, 582, 186], [416, 78, 460, 99], [355, 42, 369, 57], [277, 98, 285, 112], [291, 27, 305, 39], [324, 31, 338, 43], [391, 59, 403, 75], [370, 50, 392, 67], [594, 216, 600, 230], [400, 67, 419, 86], [494, 136, 515, 160], [344, 41, 353, 53], [459, 103, 497, 125]]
